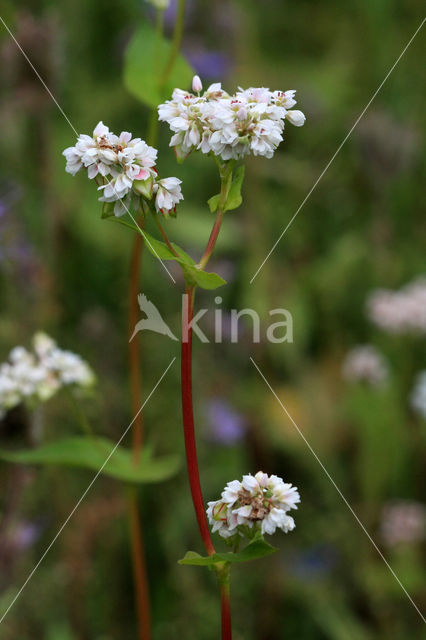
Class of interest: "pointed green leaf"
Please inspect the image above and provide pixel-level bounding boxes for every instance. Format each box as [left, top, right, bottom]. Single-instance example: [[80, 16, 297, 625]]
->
[[124, 23, 194, 108], [207, 166, 245, 214], [225, 165, 245, 212], [108, 217, 226, 289], [0, 437, 180, 484], [179, 537, 277, 566], [208, 194, 220, 213], [181, 264, 227, 290]]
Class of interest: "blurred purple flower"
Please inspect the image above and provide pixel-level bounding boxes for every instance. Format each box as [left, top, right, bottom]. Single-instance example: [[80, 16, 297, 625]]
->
[[185, 49, 232, 80], [13, 521, 43, 549], [288, 544, 338, 581], [204, 397, 247, 445]]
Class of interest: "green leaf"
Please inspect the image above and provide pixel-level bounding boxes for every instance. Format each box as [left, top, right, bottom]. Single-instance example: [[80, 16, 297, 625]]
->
[[225, 165, 245, 211], [181, 264, 227, 290], [0, 437, 180, 484], [108, 218, 226, 290], [179, 537, 277, 566], [207, 166, 245, 214], [124, 22, 194, 108], [208, 194, 220, 213]]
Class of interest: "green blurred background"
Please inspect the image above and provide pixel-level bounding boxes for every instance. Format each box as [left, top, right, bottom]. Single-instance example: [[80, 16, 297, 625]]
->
[[0, 0, 425, 638]]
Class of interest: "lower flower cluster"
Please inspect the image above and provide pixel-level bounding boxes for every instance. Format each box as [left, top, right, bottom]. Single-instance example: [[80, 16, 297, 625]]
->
[[63, 122, 183, 217], [207, 471, 300, 539], [0, 332, 95, 418]]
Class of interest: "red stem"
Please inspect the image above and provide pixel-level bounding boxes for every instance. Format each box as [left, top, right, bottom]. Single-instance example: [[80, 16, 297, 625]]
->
[[128, 232, 152, 640], [154, 213, 180, 258], [220, 582, 232, 640], [198, 209, 225, 269], [129, 232, 144, 464], [128, 490, 152, 640], [181, 285, 215, 556]]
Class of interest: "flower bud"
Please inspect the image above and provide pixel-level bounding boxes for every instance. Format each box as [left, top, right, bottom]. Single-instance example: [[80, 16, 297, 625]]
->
[[285, 110, 306, 127], [192, 75, 203, 93], [237, 107, 247, 121]]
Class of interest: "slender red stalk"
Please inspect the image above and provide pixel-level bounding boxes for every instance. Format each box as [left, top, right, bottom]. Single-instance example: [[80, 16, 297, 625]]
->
[[128, 232, 152, 640], [128, 490, 152, 640], [198, 209, 225, 269], [129, 232, 145, 464], [181, 285, 215, 555], [153, 213, 180, 258], [220, 580, 232, 640]]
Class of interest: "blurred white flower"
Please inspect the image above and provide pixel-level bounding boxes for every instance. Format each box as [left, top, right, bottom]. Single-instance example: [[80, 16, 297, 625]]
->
[[158, 80, 305, 162], [342, 345, 388, 386], [207, 471, 300, 539], [366, 277, 426, 334], [0, 333, 95, 418], [410, 370, 426, 419], [63, 122, 183, 217], [380, 500, 426, 547]]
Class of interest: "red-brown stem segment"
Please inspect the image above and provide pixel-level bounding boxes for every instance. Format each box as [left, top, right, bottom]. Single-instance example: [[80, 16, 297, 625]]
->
[[128, 231, 152, 640], [129, 232, 145, 465], [128, 490, 152, 640], [197, 208, 225, 270], [153, 213, 180, 258], [181, 285, 215, 555], [219, 567, 232, 640]]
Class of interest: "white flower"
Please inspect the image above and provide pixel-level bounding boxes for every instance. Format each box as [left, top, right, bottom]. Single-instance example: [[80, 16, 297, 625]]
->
[[153, 177, 184, 214], [63, 122, 162, 216], [380, 501, 426, 547], [366, 277, 426, 334], [158, 79, 305, 162], [207, 471, 300, 540], [0, 334, 95, 418], [342, 345, 389, 386]]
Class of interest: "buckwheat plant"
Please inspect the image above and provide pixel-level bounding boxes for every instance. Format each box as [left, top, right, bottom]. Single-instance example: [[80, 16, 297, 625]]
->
[[62, 75, 305, 639]]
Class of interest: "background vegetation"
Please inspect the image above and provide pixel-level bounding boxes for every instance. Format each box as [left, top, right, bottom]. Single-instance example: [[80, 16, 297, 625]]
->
[[0, 0, 425, 638]]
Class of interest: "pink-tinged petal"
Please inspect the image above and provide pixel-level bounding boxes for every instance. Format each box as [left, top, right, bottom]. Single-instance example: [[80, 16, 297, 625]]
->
[[135, 168, 150, 180]]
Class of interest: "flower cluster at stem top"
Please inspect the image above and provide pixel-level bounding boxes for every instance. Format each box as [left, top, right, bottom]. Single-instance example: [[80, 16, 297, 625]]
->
[[63, 122, 183, 217], [158, 75, 305, 162], [0, 332, 95, 418], [207, 471, 300, 540]]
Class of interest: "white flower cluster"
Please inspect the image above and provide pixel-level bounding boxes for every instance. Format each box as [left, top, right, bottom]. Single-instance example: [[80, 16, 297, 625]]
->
[[410, 370, 426, 419], [0, 333, 95, 418], [207, 471, 300, 539], [380, 501, 425, 547], [366, 278, 426, 334], [63, 122, 183, 216], [342, 345, 388, 387], [158, 76, 305, 162]]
